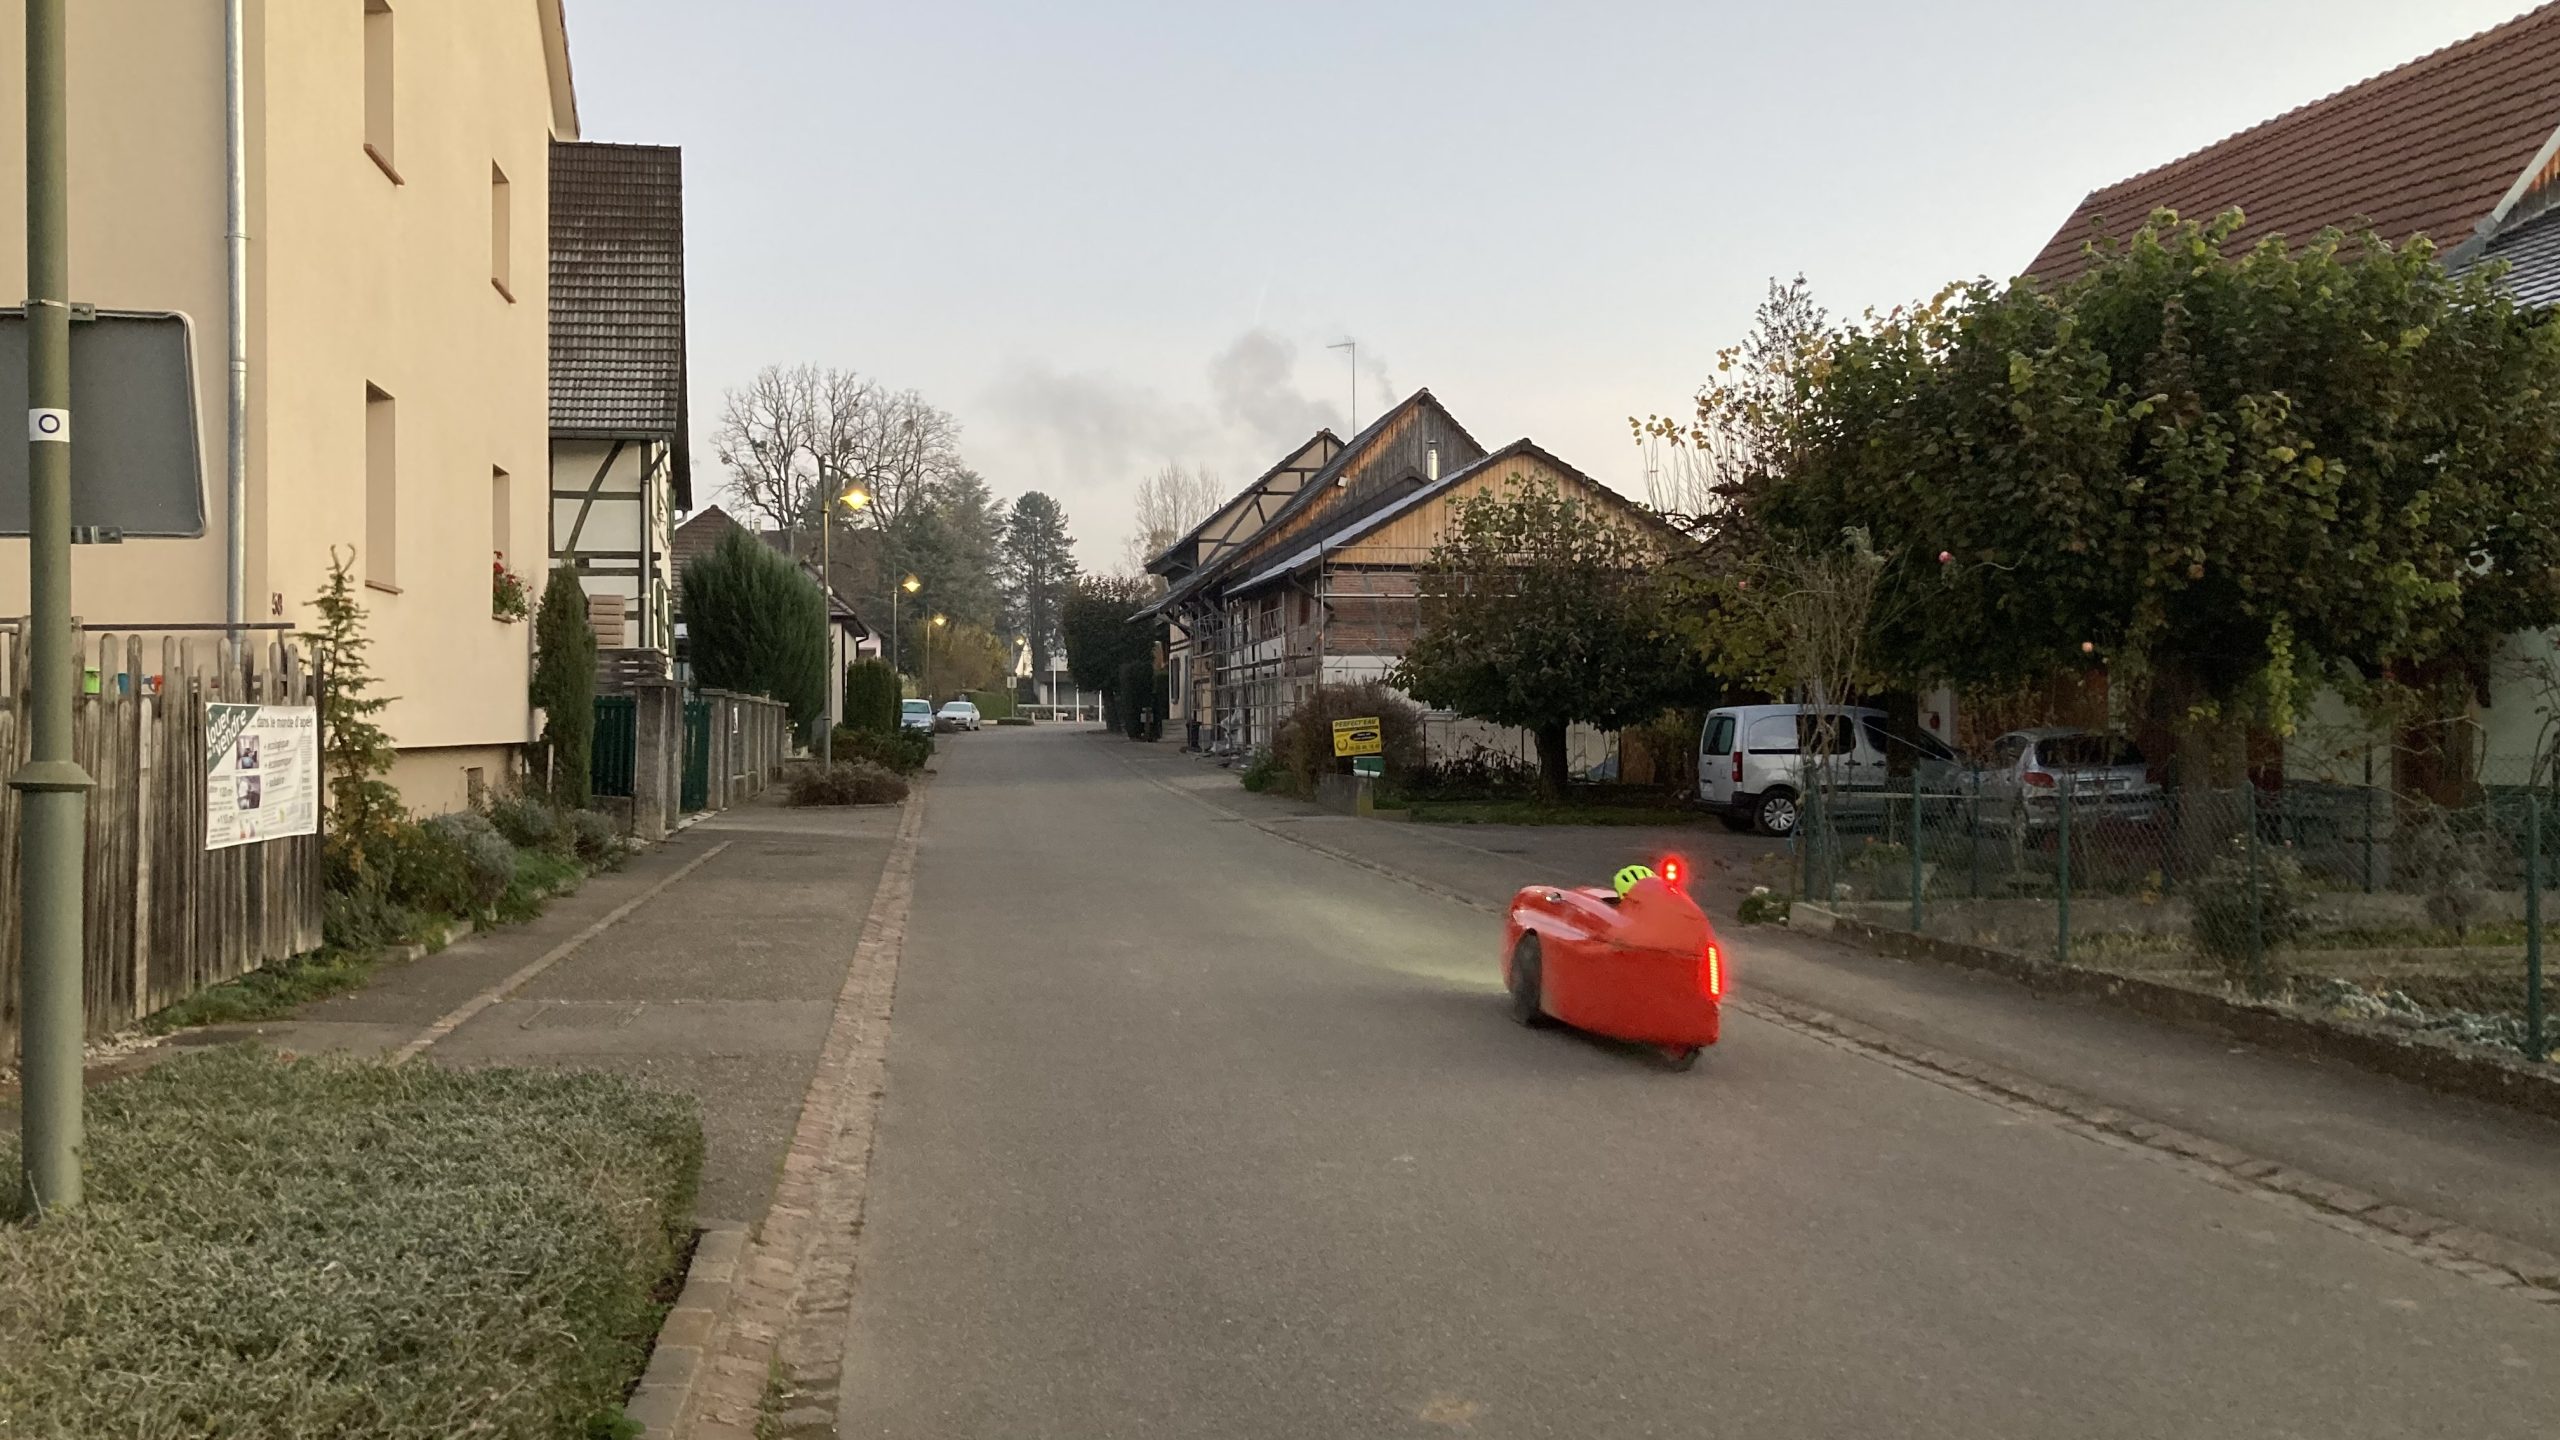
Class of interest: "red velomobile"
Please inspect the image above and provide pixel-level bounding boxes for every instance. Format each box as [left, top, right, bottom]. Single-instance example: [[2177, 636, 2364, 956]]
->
[[1502, 856, 1725, 1070]]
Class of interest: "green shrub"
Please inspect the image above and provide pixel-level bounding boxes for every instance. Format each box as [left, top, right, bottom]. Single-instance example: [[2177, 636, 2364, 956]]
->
[[380, 819, 475, 917], [1737, 886, 1791, 926], [1239, 748, 1282, 793], [788, 761, 910, 807], [682, 528, 827, 741], [423, 811, 518, 911], [530, 565, 597, 806], [0, 1048, 700, 1439], [302, 548, 405, 881], [2188, 833, 2316, 983], [486, 790, 567, 854], [320, 883, 427, 953], [567, 809, 623, 868], [832, 724, 932, 775], [843, 659, 901, 735], [1398, 750, 1538, 802], [1276, 682, 1426, 796], [1116, 659, 1150, 739], [963, 687, 1017, 721]]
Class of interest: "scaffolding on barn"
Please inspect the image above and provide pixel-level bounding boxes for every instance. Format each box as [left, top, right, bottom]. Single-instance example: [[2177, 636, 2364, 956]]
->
[[1178, 547, 1439, 758]]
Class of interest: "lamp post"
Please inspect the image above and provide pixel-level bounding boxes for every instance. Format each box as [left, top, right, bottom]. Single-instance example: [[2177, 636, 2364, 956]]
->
[[818, 469, 869, 764], [895, 572, 920, 682], [753, 444, 869, 765], [925, 613, 947, 706], [17, 0, 90, 1214]]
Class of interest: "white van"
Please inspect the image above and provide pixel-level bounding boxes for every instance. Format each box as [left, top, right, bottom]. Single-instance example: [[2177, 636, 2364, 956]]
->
[[1697, 703, 1961, 836]]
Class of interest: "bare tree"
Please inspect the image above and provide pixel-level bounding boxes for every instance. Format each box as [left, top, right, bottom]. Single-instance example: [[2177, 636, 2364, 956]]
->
[[714, 364, 880, 557], [714, 366, 970, 582], [1122, 462, 1226, 576], [1635, 275, 1828, 546]]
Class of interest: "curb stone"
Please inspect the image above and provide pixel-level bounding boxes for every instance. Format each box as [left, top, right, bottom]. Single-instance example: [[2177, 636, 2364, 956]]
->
[[673, 785, 926, 1439], [626, 1225, 746, 1437], [1742, 989, 2560, 1305], [1808, 910, 2560, 1121]]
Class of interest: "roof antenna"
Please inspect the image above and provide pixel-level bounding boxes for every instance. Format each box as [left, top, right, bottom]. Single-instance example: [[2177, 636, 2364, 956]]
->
[[1327, 338, 1357, 439]]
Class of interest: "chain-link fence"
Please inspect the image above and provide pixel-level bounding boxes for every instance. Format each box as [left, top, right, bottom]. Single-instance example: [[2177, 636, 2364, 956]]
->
[[1798, 771, 2553, 1063]]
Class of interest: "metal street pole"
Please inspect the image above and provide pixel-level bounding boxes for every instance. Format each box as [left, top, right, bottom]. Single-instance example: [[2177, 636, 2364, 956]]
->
[[818, 470, 833, 767], [15, 0, 91, 1214]]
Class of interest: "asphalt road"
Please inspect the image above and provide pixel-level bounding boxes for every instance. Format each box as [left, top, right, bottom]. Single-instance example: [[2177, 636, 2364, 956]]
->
[[840, 729, 2557, 1439]]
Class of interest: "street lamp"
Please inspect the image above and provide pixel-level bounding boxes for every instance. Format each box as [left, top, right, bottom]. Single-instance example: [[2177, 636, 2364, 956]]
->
[[895, 573, 920, 681], [925, 612, 948, 705], [817, 476, 868, 764], [752, 438, 870, 764]]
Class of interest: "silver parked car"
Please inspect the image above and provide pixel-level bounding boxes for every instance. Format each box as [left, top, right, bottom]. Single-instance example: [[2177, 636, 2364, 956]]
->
[[1697, 703, 1964, 836], [899, 698, 935, 733], [937, 699, 982, 731], [1973, 728, 2159, 832]]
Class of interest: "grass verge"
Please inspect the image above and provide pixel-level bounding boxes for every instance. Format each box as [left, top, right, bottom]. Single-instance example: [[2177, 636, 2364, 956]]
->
[[142, 849, 592, 1033], [0, 1047, 701, 1440], [143, 944, 391, 1032]]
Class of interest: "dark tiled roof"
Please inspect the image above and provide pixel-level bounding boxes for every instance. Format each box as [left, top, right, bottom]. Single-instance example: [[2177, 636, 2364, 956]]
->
[[2026, 3, 2560, 284], [670, 504, 738, 579], [552, 140, 691, 502], [2470, 202, 2560, 304]]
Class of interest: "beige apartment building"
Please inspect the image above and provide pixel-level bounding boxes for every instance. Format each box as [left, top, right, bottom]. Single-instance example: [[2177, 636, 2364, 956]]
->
[[0, 0, 577, 811]]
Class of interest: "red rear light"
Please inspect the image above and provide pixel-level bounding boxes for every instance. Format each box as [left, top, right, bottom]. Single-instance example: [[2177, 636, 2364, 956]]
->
[[1731, 751, 1743, 783], [2024, 770, 2056, 788], [1703, 942, 1724, 999], [1660, 855, 1686, 891]]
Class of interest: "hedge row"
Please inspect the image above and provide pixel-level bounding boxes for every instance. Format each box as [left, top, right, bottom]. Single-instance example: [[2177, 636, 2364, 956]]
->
[[0, 1048, 701, 1440]]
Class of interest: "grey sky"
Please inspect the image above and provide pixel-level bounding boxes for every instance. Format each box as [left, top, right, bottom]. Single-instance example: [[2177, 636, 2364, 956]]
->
[[570, 0, 2539, 569]]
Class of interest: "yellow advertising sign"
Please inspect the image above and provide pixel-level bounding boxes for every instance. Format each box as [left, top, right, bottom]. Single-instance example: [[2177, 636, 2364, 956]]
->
[[1332, 717, 1384, 758]]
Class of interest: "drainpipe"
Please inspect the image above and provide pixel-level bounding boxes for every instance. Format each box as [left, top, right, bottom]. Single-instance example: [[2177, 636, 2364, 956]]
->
[[223, 0, 248, 643]]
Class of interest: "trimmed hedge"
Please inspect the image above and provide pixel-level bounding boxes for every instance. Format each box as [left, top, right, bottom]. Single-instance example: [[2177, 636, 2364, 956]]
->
[[963, 687, 1017, 721], [831, 724, 932, 775], [844, 659, 902, 735], [787, 760, 910, 806], [0, 1048, 701, 1440]]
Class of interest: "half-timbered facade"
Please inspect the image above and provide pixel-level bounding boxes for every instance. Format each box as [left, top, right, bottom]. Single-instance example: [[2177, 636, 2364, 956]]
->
[[1150, 390, 1674, 766], [549, 140, 691, 671]]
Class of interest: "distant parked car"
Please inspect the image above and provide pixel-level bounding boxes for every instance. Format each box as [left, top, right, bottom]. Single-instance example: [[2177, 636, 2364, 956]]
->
[[1696, 703, 1964, 837], [1974, 728, 2159, 833], [937, 699, 982, 731], [899, 699, 935, 733]]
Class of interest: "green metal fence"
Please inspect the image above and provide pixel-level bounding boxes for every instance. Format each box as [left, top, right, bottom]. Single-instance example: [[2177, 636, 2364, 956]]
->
[[591, 694, 637, 799], [680, 698, 711, 812], [1799, 771, 2551, 1064]]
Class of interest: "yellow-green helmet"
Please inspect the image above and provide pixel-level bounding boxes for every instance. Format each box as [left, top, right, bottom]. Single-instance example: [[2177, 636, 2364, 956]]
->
[[1613, 864, 1655, 897]]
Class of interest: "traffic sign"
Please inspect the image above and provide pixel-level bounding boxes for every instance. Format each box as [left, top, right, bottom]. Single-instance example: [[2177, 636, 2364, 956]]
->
[[0, 308, 206, 538], [1332, 716, 1383, 758]]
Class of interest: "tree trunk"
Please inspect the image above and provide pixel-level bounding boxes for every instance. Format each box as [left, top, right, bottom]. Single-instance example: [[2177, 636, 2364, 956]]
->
[[1535, 722, 1570, 806]]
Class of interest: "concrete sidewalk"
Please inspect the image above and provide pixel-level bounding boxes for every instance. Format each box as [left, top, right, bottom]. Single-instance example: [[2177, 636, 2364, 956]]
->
[[171, 796, 898, 1225], [1113, 739, 2560, 1262]]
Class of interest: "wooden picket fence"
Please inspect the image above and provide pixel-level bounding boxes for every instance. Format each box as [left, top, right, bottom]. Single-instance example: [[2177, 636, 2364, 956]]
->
[[0, 622, 324, 1063]]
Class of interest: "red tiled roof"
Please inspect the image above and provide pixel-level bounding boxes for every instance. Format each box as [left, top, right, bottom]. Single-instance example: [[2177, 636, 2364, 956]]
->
[[2026, 3, 2560, 284]]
